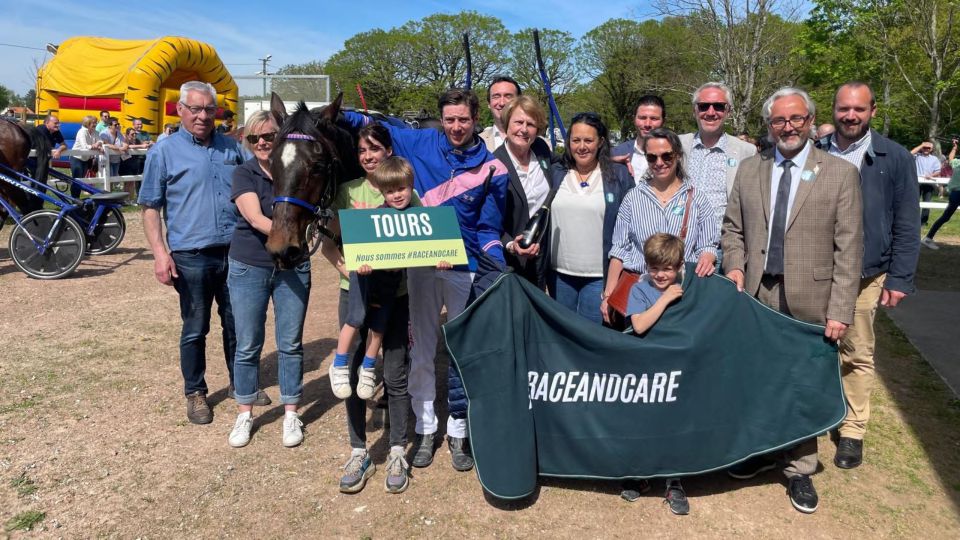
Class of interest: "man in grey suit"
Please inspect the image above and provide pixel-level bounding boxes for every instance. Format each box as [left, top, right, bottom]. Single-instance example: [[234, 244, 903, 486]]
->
[[680, 82, 758, 229], [721, 87, 864, 514]]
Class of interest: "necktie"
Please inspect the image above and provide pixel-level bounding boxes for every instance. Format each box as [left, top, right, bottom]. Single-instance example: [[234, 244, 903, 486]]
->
[[766, 159, 793, 275]]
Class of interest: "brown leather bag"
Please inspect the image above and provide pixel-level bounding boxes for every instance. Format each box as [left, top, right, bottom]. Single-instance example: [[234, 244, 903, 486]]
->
[[607, 187, 695, 316]]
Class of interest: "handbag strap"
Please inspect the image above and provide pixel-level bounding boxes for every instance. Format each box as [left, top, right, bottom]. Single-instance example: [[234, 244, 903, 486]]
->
[[679, 185, 694, 242]]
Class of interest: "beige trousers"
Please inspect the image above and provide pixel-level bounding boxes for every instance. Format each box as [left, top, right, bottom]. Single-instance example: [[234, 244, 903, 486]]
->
[[838, 273, 886, 439]]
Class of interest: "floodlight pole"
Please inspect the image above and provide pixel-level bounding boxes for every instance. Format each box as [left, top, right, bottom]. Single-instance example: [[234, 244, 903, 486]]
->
[[258, 54, 272, 97]]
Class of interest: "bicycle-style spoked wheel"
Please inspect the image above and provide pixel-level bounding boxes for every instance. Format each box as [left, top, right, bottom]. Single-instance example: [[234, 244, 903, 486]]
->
[[87, 207, 126, 255], [9, 210, 87, 279]]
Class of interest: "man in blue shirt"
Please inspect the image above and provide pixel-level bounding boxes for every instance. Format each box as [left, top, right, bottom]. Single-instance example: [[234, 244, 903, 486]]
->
[[138, 81, 245, 425]]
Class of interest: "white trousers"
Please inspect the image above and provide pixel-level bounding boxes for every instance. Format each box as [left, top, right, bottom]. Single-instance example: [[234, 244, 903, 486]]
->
[[407, 267, 472, 436]]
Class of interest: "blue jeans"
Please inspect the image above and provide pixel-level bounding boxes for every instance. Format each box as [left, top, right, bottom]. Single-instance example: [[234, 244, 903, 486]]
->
[[928, 189, 960, 239], [548, 270, 604, 325], [69, 157, 94, 199], [228, 258, 311, 405], [171, 247, 236, 396]]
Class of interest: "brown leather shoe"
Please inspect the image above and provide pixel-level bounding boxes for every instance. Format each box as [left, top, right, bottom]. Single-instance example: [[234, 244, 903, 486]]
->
[[186, 391, 212, 424]]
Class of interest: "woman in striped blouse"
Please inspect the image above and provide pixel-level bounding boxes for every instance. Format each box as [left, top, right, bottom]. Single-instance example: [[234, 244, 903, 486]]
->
[[601, 128, 720, 324]]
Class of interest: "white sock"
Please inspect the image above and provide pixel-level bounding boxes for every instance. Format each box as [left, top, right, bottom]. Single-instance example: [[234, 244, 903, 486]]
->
[[284, 410, 298, 419], [390, 445, 404, 455], [351, 447, 367, 457], [237, 411, 251, 421]]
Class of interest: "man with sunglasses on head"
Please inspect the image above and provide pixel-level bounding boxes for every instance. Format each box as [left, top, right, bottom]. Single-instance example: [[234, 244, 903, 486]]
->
[[612, 95, 667, 186], [681, 82, 757, 232], [138, 80, 248, 426]]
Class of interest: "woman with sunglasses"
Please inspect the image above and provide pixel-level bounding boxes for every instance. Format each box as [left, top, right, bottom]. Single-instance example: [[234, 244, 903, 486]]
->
[[546, 112, 634, 324], [320, 123, 415, 495], [603, 127, 720, 320], [226, 110, 309, 449], [601, 127, 719, 515]]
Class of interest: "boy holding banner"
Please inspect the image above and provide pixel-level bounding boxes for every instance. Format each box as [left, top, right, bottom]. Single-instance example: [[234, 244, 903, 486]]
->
[[623, 233, 689, 515]]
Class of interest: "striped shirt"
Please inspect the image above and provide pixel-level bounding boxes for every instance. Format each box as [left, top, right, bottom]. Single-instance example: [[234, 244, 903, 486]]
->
[[827, 131, 871, 171], [610, 181, 720, 273]]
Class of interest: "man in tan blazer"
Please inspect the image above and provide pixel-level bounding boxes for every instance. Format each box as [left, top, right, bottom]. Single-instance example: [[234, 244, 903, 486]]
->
[[721, 87, 863, 515]]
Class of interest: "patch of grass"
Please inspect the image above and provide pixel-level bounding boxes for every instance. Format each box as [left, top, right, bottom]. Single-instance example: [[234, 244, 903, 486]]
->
[[0, 398, 39, 415], [4, 510, 45, 532], [11, 473, 38, 497], [923, 204, 960, 238]]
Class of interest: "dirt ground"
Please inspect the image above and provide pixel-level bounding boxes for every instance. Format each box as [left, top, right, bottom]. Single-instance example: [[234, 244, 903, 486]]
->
[[1, 212, 958, 537]]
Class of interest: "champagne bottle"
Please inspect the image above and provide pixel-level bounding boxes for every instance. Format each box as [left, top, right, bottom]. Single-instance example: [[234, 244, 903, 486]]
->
[[518, 188, 557, 249]]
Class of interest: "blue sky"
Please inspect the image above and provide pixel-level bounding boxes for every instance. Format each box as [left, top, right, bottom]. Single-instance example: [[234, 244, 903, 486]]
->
[[0, 0, 642, 97]]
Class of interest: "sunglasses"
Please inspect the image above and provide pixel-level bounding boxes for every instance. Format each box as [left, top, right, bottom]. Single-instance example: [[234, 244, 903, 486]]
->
[[696, 102, 727, 113], [246, 132, 277, 144], [645, 152, 676, 164]]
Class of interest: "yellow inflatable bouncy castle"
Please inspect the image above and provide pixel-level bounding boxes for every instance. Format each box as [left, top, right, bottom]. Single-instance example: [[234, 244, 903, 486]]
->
[[36, 36, 238, 140]]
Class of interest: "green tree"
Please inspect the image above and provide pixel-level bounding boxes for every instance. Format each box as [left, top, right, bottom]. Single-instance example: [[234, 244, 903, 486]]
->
[[400, 11, 510, 93], [272, 60, 330, 103], [655, 0, 805, 132], [505, 28, 579, 110], [0, 84, 12, 110]]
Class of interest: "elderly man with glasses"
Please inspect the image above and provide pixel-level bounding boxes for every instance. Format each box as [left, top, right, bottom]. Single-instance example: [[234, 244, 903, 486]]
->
[[138, 80, 255, 426], [722, 87, 863, 515], [680, 83, 758, 233]]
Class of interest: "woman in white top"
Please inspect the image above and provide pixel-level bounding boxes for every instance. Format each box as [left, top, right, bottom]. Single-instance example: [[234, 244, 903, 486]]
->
[[69, 115, 102, 198], [492, 96, 554, 288], [546, 112, 634, 324]]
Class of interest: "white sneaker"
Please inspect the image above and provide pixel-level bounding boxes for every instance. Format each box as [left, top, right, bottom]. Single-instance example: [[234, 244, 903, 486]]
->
[[921, 237, 940, 250], [282, 411, 304, 447], [329, 363, 352, 399], [228, 412, 253, 448], [356, 366, 379, 400]]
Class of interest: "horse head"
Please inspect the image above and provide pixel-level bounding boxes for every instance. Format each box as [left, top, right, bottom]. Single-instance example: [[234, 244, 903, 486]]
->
[[266, 92, 359, 269]]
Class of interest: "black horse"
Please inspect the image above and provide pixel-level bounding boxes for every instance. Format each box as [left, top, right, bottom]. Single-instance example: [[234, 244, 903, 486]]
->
[[0, 118, 51, 225], [266, 92, 362, 269]]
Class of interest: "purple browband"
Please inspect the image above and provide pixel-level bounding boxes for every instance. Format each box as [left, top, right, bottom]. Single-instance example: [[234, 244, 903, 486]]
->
[[284, 133, 316, 141]]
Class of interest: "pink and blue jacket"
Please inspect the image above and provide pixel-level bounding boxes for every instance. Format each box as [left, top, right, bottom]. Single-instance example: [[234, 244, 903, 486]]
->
[[344, 111, 508, 271]]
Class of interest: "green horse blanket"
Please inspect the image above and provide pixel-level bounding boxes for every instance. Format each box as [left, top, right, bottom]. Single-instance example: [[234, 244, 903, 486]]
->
[[443, 265, 845, 499]]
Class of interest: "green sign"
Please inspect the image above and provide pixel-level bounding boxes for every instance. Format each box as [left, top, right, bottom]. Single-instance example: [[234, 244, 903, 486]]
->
[[339, 206, 468, 271]]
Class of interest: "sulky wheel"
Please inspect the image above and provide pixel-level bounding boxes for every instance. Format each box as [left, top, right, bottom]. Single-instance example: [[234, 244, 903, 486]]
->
[[86, 207, 126, 255], [9, 210, 87, 279]]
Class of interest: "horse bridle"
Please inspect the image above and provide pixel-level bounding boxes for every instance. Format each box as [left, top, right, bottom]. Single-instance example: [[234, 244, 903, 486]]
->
[[272, 132, 339, 247]]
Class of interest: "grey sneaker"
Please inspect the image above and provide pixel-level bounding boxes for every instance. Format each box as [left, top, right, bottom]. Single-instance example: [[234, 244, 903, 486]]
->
[[281, 412, 303, 447], [339, 451, 375, 493], [664, 479, 689, 515], [228, 413, 253, 448], [356, 366, 379, 400], [384, 449, 410, 494], [448, 436, 474, 472], [921, 236, 940, 250], [185, 391, 212, 425]]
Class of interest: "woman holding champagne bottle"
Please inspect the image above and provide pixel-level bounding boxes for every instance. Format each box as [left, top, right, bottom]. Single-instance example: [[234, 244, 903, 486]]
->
[[546, 112, 634, 324], [493, 96, 555, 288]]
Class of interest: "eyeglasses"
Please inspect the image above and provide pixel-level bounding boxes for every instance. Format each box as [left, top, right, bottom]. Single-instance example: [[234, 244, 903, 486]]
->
[[696, 102, 727, 113], [768, 115, 811, 129], [180, 103, 218, 116], [246, 132, 277, 144], [645, 152, 676, 164]]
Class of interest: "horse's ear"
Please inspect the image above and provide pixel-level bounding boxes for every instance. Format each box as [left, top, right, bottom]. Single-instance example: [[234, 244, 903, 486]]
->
[[320, 92, 344, 123], [270, 92, 287, 127]]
